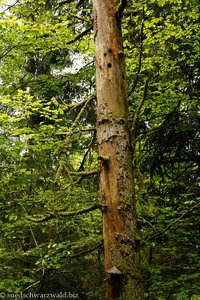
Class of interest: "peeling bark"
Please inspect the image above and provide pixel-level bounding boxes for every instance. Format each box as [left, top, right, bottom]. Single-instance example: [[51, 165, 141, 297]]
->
[[93, 0, 144, 299]]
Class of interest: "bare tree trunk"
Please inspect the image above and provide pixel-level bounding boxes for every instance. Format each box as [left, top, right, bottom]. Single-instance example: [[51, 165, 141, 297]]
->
[[93, 0, 144, 299]]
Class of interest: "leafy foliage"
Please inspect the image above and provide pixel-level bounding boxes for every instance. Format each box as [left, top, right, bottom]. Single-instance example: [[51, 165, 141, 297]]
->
[[124, 0, 200, 298]]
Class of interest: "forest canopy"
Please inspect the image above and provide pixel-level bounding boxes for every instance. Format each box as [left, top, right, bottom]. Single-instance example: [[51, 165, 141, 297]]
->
[[0, 0, 199, 299]]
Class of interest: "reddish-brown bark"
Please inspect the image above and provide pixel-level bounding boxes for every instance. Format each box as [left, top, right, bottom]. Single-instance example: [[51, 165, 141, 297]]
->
[[93, 0, 144, 299]]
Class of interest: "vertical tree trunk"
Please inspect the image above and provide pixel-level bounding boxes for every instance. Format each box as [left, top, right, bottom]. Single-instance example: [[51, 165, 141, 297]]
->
[[93, 1, 144, 299]]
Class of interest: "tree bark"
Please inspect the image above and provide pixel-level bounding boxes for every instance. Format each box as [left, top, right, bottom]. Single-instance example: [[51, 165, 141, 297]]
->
[[93, 0, 144, 299]]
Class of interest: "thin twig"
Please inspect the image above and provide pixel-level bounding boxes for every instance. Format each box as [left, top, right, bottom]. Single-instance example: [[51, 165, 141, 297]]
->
[[128, 7, 144, 97], [54, 93, 95, 156], [145, 202, 200, 241], [69, 242, 103, 258], [23, 281, 40, 292], [66, 26, 93, 45]]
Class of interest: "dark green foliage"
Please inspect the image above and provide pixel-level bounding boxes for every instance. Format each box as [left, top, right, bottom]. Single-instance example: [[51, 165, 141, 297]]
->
[[124, 0, 200, 299]]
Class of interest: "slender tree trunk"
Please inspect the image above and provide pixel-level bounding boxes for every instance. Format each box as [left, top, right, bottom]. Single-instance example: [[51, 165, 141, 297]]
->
[[93, 1, 144, 299]]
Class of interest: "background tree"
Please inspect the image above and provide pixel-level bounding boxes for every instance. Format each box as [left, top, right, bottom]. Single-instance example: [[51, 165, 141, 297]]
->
[[124, 0, 200, 299]]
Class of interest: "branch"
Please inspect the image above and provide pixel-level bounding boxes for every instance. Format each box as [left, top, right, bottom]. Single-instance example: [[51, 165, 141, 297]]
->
[[63, 94, 95, 140], [69, 169, 98, 176], [116, 0, 127, 20], [25, 203, 100, 222], [52, 92, 96, 111], [1, 1, 19, 12], [23, 281, 40, 292], [132, 79, 149, 133], [76, 0, 87, 8], [57, 0, 74, 6], [54, 154, 67, 184], [128, 7, 145, 97], [135, 163, 149, 203], [57, 0, 87, 10], [66, 26, 93, 45], [56, 128, 96, 135], [55, 203, 100, 216], [54, 93, 96, 155], [131, 80, 149, 203], [0, 42, 21, 60], [77, 131, 96, 173], [145, 202, 200, 241], [70, 92, 96, 109], [69, 242, 103, 258], [67, 12, 91, 24]]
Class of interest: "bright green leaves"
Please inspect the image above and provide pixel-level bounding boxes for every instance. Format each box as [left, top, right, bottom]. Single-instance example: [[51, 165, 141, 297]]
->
[[0, 0, 99, 296]]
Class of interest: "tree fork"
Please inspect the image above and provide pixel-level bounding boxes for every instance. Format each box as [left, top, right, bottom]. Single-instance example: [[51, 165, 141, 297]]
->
[[93, 0, 144, 299]]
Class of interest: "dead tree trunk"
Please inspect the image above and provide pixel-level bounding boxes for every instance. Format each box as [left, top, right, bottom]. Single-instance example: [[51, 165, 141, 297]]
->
[[93, 0, 144, 299]]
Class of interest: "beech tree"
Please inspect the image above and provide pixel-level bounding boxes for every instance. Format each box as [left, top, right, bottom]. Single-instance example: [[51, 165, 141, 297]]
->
[[93, 0, 144, 299]]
